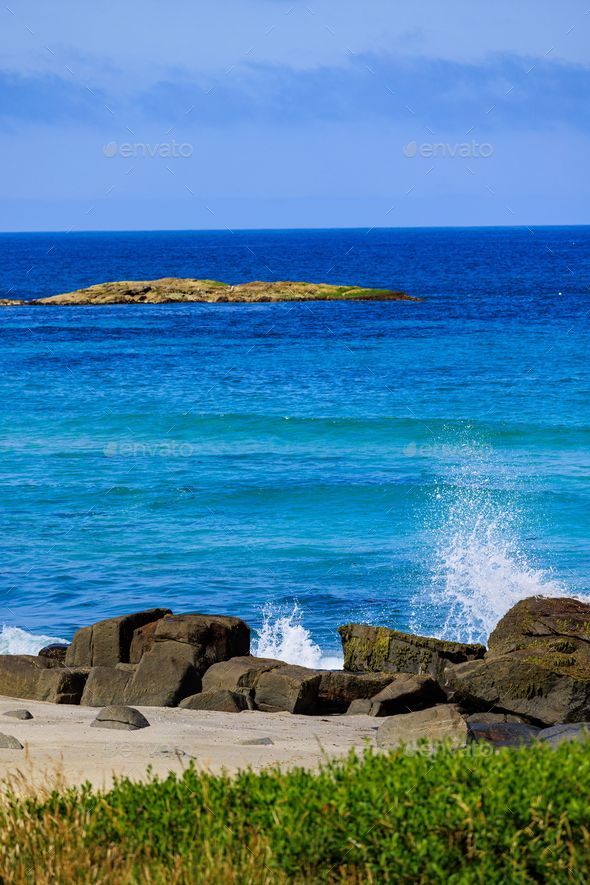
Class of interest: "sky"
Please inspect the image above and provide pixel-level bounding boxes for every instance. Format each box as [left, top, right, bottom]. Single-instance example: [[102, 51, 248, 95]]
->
[[1, 0, 589, 231]]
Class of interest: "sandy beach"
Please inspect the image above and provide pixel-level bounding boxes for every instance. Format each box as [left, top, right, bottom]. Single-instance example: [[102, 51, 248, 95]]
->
[[0, 695, 378, 791]]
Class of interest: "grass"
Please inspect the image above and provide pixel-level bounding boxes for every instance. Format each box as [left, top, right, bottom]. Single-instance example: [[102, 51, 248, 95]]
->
[[1, 742, 589, 882]]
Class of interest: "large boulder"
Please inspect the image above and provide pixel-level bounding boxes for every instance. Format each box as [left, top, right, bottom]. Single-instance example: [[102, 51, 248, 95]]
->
[[65, 608, 171, 668], [446, 597, 590, 726], [254, 664, 322, 714], [446, 650, 590, 726], [489, 596, 590, 657], [0, 655, 88, 704], [152, 614, 250, 676], [376, 704, 468, 750], [338, 623, 485, 681], [349, 673, 446, 717], [124, 641, 202, 707], [201, 656, 282, 693], [80, 665, 135, 707]]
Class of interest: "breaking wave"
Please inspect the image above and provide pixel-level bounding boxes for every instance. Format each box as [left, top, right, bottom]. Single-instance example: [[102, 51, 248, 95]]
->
[[253, 603, 343, 669], [0, 625, 68, 655]]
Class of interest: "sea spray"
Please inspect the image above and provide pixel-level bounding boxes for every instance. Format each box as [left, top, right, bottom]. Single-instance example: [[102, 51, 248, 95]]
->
[[412, 448, 569, 645], [0, 625, 67, 655], [253, 603, 343, 669]]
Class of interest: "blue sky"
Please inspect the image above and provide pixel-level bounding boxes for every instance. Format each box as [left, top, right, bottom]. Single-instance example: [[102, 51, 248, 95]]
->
[[1, 0, 589, 230]]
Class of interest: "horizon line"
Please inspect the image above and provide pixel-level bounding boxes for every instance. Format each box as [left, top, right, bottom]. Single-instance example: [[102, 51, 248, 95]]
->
[[1, 223, 589, 235]]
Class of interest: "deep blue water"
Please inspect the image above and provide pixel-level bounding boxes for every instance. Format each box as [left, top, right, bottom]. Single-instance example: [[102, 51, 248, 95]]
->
[[0, 227, 589, 661]]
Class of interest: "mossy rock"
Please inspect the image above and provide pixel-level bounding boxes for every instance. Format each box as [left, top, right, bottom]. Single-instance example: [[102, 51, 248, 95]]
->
[[337, 624, 485, 681]]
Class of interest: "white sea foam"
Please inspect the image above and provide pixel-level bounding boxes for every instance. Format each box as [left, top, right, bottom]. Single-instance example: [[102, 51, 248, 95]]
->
[[0, 625, 68, 655], [413, 454, 571, 645], [253, 603, 343, 669]]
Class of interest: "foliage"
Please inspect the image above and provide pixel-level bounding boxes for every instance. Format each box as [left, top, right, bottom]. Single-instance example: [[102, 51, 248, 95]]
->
[[1, 742, 589, 882]]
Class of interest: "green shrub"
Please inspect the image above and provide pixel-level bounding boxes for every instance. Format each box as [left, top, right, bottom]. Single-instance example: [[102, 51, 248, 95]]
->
[[1, 742, 589, 882]]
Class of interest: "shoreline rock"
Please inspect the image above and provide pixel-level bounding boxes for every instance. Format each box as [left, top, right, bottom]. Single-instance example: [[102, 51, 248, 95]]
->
[[2, 597, 590, 745], [338, 623, 485, 680]]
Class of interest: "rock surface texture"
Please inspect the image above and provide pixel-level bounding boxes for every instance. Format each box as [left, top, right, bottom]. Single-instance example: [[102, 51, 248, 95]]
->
[[446, 597, 590, 725], [338, 623, 485, 680]]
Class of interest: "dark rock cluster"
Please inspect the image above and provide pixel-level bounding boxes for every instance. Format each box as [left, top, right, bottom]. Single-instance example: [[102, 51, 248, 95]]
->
[[1, 597, 589, 749]]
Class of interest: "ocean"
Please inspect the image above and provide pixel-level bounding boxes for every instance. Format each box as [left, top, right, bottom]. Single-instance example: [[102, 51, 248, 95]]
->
[[0, 227, 588, 666]]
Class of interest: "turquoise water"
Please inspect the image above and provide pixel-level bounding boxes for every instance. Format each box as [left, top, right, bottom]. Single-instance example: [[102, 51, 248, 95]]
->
[[0, 227, 588, 662]]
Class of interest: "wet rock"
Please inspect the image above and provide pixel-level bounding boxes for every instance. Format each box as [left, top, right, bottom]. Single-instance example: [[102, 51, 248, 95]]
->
[[467, 722, 540, 748], [80, 665, 135, 707], [124, 641, 202, 707], [3, 709, 33, 720], [38, 644, 69, 664], [316, 671, 396, 714], [338, 624, 485, 681], [91, 705, 150, 730], [66, 609, 171, 668], [255, 665, 322, 714], [538, 723, 590, 747], [179, 689, 249, 713], [202, 656, 282, 693], [0, 733, 24, 749], [376, 704, 468, 750], [0, 655, 88, 704]]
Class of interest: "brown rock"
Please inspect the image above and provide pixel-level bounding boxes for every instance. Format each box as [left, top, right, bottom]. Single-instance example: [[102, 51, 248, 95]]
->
[[0, 655, 87, 704], [467, 721, 540, 748], [366, 674, 446, 717], [489, 596, 590, 657], [445, 650, 590, 726], [345, 699, 373, 715], [316, 671, 396, 714], [338, 623, 485, 680], [376, 704, 468, 750], [91, 705, 150, 730], [65, 609, 171, 668], [38, 644, 69, 664], [254, 665, 322, 714], [201, 655, 282, 693], [80, 665, 135, 707], [153, 614, 250, 674], [179, 689, 249, 713], [3, 710, 33, 720], [129, 620, 160, 664], [0, 733, 24, 749], [124, 641, 202, 707]]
